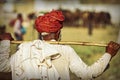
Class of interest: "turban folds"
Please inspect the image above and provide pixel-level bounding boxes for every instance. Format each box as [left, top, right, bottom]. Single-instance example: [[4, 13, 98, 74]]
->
[[35, 10, 65, 33]]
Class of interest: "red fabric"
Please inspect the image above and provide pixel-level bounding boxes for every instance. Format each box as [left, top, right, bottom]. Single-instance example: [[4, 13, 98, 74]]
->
[[0, 33, 14, 41], [35, 10, 65, 33]]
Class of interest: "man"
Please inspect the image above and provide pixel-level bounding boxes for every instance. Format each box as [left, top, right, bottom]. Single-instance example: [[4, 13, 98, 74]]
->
[[0, 25, 13, 79], [10, 10, 120, 80]]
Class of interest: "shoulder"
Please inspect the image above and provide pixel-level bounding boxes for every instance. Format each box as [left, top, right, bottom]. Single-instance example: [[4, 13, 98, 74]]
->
[[0, 40, 10, 47], [53, 44, 72, 49], [0, 33, 13, 41], [61, 45, 74, 51], [17, 40, 43, 49], [53, 44, 75, 54], [18, 41, 32, 48]]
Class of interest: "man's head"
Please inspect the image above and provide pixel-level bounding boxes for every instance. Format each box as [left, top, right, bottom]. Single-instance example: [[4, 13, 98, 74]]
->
[[0, 25, 6, 34], [35, 10, 65, 41]]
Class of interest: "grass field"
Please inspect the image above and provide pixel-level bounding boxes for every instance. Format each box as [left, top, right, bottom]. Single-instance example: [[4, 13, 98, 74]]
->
[[7, 25, 120, 80]]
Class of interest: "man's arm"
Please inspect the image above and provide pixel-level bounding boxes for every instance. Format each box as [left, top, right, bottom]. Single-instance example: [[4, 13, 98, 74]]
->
[[69, 41, 120, 79]]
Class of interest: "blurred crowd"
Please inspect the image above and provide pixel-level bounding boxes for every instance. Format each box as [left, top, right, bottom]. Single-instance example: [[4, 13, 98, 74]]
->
[[0, 8, 113, 40], [8, 12, 37, 41]]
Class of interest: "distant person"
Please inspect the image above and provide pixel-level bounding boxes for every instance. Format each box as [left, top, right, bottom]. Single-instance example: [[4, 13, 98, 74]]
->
[[13, 13, 25, 41], [0, 25, 13, 79], [10, 10, 120, 80], [0, 25, 14, 71], [0, 25, 14, 41]]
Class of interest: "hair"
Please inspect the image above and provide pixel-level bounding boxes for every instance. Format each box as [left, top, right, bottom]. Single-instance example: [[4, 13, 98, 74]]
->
[[0, 25, 6, 34]]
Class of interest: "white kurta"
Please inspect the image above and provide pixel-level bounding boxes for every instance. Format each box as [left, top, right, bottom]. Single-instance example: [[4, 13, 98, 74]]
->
[[0, 40, 11, 72], [10, 40, 111, 80], [0, 40, 111, 80]]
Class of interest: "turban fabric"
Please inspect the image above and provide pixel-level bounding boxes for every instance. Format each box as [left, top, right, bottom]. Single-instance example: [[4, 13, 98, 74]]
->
[[35, 10, 65, 33]]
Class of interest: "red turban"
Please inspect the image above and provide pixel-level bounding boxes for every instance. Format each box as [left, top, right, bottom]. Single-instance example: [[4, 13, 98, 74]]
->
[[35, 10, 65, 33]]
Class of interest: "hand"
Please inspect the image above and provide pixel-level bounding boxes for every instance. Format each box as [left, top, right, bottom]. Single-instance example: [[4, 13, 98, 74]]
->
[[106, 41, 120, 57]]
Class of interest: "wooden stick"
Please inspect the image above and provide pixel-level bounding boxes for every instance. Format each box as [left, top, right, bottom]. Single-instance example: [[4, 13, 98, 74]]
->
[[11, 41, 107, 47]]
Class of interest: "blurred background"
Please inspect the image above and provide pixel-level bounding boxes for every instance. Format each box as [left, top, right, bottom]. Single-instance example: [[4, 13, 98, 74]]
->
[[0, 0, 120, 80]]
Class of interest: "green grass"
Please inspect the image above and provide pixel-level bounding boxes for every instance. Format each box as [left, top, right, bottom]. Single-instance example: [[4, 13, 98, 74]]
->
[[7, 25, 120, 80]]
